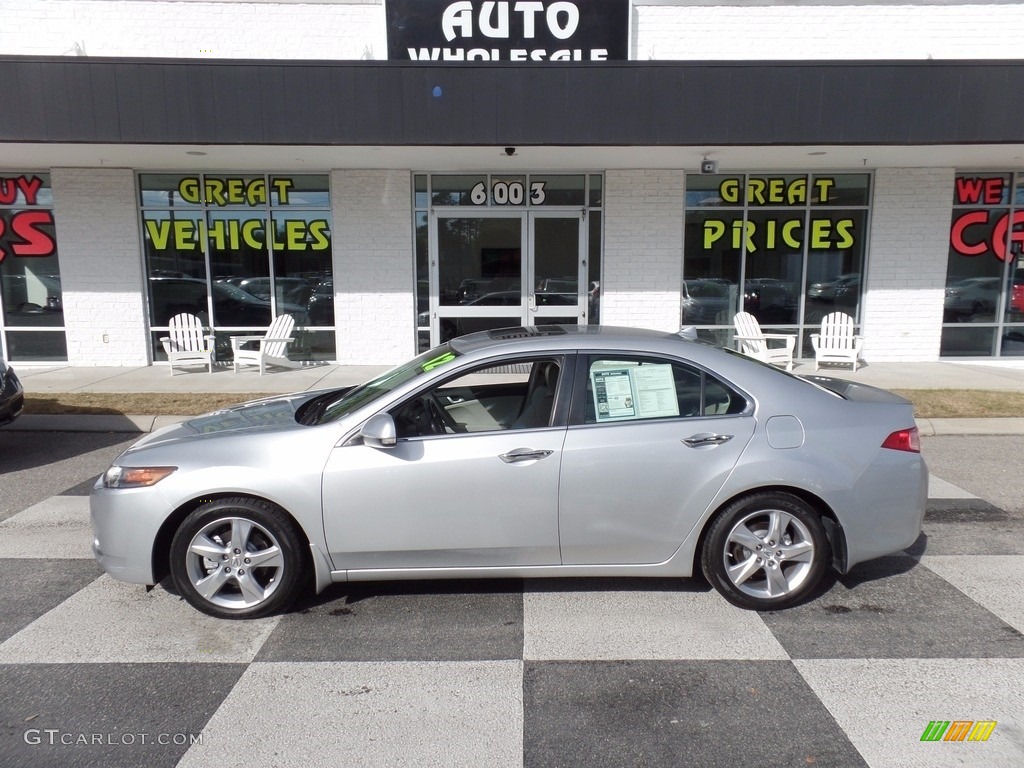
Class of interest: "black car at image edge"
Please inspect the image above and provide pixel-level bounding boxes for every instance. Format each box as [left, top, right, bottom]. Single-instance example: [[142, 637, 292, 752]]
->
[[0, 357, 25, 426]]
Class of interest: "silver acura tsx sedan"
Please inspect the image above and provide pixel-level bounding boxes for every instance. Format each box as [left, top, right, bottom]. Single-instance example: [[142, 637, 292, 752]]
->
[[91, 326, 927, 619]]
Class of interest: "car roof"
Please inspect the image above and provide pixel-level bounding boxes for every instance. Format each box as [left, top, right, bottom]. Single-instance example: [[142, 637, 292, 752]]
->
[[449, 325, 687, 355]]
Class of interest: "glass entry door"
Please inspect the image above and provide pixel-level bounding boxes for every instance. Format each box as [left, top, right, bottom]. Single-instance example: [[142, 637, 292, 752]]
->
[[430, 211, 585, 345]]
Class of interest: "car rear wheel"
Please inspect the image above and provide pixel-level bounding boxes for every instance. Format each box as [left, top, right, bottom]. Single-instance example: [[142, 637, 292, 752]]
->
[[701, 492, 829, 610], [169, 497, 307, 619]]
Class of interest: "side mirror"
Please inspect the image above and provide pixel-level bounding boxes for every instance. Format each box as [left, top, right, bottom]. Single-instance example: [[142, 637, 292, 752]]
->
[[361, 413, 397, 449]]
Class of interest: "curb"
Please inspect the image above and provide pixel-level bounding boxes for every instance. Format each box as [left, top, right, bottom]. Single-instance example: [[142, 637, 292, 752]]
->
[[915, 417, 1024, 436], [8, 414, 1024, 437]]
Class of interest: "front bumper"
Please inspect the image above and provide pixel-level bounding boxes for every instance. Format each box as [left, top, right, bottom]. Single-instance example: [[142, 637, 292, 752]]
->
[[90, 479, 176, 585]]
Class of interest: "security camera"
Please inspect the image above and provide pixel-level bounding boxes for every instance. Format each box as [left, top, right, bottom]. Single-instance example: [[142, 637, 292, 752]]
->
[[504, 147, 516, 157]]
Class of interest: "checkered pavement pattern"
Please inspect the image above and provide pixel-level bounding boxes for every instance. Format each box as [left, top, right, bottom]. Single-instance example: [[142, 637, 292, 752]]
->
[[1, 476, 1022, 768]]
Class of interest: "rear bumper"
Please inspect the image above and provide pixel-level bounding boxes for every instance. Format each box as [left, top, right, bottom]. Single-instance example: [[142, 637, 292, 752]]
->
[[837, 451, 928, 571]]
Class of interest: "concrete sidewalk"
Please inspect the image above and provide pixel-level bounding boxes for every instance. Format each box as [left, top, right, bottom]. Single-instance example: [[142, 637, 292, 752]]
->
[[9, 358, 1024, 435]]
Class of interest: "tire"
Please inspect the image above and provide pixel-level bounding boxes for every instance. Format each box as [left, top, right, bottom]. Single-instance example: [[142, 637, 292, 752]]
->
[[169, 497, 307, 619], [701, 492, 830, 610]]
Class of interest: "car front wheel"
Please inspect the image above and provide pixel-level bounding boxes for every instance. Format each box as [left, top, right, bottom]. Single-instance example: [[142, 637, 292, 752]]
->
[[701, 492, 829, 610], [169, 497, 307, 619]]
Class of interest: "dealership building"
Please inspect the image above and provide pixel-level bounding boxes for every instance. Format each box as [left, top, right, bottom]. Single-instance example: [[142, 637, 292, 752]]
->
[[2, 0, 1024, 368]]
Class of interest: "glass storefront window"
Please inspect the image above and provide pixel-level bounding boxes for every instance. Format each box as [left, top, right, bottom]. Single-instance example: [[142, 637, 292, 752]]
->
[[0, 173, 67, 362], [942, 171, 1024, 357], [438, 217, 522, 308], [683, 172, 871, 358], [140, 173, 334, 363], [414, 173, 602, 350], [528, 174, 585, 206], [272, 175, 329, 207], [588, 212, 602, 324], [589, 174, 603, 208], [431, 175, 488, 206], [414, 175, 429, 209]]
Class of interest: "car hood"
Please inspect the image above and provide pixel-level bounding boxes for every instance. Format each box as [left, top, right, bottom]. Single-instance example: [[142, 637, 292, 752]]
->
[[126, 390, 332, 452]]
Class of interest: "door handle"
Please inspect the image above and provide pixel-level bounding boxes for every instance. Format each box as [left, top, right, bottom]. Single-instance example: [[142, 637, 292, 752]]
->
[[682, 433, 734, 447], [499, 448, 554, 463]]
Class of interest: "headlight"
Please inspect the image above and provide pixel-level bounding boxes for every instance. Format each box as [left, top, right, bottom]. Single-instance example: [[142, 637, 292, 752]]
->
[[102, 465, 177, 488]]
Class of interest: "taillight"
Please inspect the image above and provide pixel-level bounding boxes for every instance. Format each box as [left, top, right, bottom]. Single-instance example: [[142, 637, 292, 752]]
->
[[882, 427, 920, 453]]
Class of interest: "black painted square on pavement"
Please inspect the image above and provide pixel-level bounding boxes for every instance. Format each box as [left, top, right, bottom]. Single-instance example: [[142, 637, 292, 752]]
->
[[907, 517, 1024, 557], [524, 660, 867, 768], [762, 555, 1024, 659], [0, 560, 103, 644], [256, 579, 525, 662], [58, 476, 103, 497], [0, 663, 245, 768]]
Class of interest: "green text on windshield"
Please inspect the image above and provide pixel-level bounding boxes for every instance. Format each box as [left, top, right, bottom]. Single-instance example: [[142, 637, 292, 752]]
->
[[317, 344, 460, 424]]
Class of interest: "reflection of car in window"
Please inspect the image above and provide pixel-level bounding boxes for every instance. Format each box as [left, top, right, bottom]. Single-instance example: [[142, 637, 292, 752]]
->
[[681, 279, 731, 324], [1011, 277, 1024, 316], [743, 280, 797, 324], [807, 273, 859, 302], [944, 276, 1001, 320], [305, 279, 334, 326], [537, 278, 577, 293], [455, 279, 493, 303], [231, 277, 311, 302], [149, 277, 309, 327]]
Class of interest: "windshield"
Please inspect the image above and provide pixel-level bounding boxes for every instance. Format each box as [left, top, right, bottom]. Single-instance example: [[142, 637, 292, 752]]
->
[[313, 344, 461, 424]]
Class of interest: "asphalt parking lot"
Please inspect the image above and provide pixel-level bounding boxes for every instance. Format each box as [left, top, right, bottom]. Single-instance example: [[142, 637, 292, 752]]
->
[[0, 430, 1022, 768]]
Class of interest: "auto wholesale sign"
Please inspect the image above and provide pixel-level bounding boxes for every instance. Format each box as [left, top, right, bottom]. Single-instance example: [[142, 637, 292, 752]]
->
[[385, 0, 629, 62]]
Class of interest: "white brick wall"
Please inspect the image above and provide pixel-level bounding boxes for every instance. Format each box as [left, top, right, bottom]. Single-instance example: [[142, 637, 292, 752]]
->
[[50, 168, 149, 365], [635, 3, 1024, 60], [862, 168, 953, 362], [3, 1, 1021, 61], [602, 170, 685, 332], [330, 169, 415, 364], [0, 1, 386, 59]]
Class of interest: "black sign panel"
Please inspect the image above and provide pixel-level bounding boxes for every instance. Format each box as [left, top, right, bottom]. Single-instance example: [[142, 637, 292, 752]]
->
[[385, 0, 629, 62]]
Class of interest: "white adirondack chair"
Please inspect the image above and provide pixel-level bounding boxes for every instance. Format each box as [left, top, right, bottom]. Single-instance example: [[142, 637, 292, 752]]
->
[[811, 312, 864, 371], [733, 311, 795, 371], [160, 313, 214, 374], [231, 314, 300, 375]]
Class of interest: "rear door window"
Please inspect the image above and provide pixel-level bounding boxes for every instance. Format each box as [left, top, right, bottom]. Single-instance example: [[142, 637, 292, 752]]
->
[[574, 355, 747, 425]]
